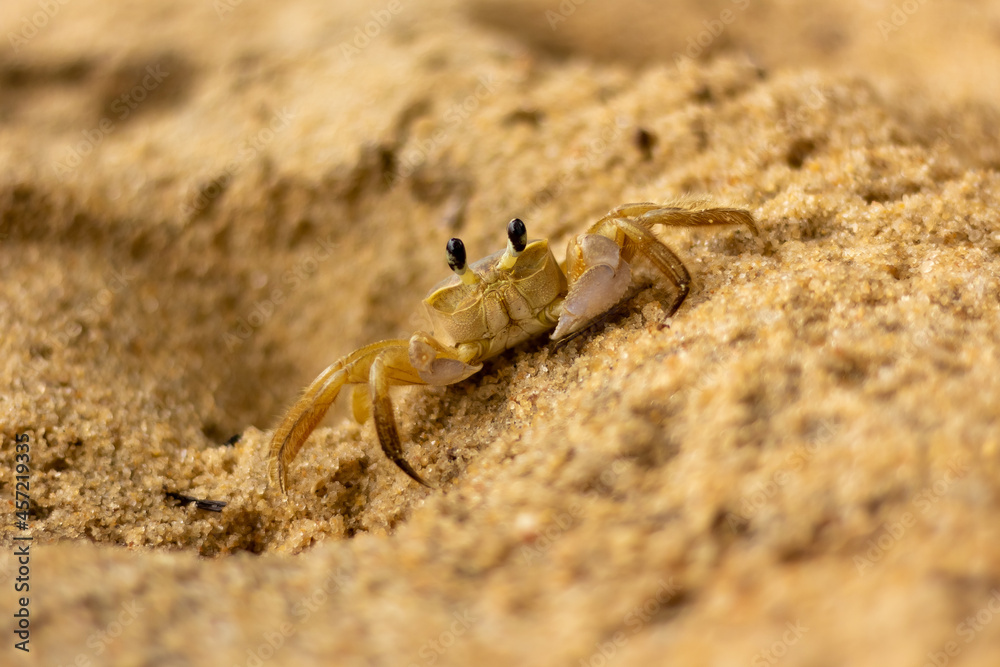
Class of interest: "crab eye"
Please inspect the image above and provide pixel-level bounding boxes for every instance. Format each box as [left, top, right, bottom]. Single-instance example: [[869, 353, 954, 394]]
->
[[446, 238, 466, 273], [507, 218, 527, 253]]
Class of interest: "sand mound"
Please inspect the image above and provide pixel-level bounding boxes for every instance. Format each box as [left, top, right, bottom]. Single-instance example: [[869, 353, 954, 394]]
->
[[2, 1, 1000, 665]]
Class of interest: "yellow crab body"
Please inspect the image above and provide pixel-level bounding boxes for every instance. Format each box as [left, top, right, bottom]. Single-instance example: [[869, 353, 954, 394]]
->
[[423, 240, 567, 355], [267, 203, 758, 492]]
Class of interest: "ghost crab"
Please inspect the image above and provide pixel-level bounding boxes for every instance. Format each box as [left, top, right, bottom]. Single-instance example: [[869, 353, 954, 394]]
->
[[267, 202, 758, 493]]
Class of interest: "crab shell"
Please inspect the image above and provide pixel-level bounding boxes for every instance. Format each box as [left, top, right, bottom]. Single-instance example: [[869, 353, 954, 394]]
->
[[421, 239, 568, 359]]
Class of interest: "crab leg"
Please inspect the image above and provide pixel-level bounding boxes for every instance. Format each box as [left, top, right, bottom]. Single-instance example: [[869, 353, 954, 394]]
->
[[369, 353, 434, 488], [553, 202, 758, 339], [267, 339, 427, 494]]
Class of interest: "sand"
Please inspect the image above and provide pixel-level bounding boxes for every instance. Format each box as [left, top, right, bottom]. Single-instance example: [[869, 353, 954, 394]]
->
[[2, 0, 1000, 665]]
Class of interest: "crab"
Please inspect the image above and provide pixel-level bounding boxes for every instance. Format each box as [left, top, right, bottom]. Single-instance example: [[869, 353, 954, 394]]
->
[[267, 202, 758, 493]]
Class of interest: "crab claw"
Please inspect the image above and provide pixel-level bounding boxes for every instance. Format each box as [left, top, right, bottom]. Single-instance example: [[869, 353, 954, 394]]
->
[[409, 334, 483, 385], [552, 233, 632, 340]]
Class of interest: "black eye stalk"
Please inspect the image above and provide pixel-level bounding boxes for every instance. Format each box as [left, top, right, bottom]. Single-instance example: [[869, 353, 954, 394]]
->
[[447, 237, 479, 285], [446, 238, 466, 272], [499, 217, 528, 270], [449, 217, 529, 278], [508, 218, 527, 253]]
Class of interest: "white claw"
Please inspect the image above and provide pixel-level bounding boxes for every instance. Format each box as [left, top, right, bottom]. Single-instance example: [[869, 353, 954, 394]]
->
[[553, 234, 631, 340], [409, 337, 482, 385]]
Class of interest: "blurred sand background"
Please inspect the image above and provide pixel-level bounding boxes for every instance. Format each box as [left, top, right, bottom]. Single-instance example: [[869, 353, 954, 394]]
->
[[2, 0, 1000, 665]]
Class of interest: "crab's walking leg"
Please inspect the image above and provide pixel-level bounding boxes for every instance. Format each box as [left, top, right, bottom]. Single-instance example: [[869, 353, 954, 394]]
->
[[370, 352, 434, 488], [626, 203, 758, 313], [553, 202, 758, 339], [267, 339, 426, 494]]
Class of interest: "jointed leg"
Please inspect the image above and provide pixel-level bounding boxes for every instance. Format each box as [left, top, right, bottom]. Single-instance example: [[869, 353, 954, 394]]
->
[[370, 353, 433, 487], [408, 332, 484, 385], [553, 202, 757, 339], [599, 202, 759, 237], [591, 202, 758, 301], [267, 339, 425, 494]]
